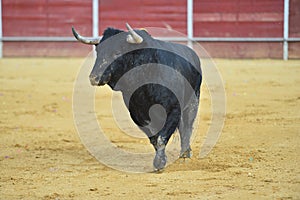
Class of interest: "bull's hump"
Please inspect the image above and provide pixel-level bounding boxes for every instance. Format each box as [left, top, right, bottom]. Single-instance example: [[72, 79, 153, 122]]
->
[[107, 48, 201, 89]]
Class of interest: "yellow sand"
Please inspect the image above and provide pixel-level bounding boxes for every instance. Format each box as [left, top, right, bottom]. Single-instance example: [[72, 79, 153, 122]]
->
[[0, 58, 299, 199]]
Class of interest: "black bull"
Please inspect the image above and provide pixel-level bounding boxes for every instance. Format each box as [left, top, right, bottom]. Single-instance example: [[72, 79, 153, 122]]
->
[[72, 24, 202, 170]]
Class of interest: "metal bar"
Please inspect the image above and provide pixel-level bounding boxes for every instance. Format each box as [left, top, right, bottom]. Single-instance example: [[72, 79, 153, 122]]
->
[[92, 0, 99, 38], [1, 36, 184, 42], [283, 0, 289, 60], [2, 36, 300, 42], [155, 37, 189, 42], [187, 0, 193, 47], [287, 38, 300, 42], [193, 37, 285, 42], [1, 37, 78, 42]]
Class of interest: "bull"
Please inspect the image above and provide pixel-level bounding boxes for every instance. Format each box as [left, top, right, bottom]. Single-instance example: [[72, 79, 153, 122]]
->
[[72, 23, 202, 170]]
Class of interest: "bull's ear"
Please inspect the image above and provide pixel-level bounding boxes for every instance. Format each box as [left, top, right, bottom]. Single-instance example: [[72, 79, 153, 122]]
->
[[139, 28, 148, 33], [125, 23, 143, 44]]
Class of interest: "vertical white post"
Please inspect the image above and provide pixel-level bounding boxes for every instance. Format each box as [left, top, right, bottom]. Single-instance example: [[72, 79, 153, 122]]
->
[[92, 0, 99, 38], [187, 0, 193, 48], [92, 0, 99, 51], [0, 0, 3, 58], [283, 0, 289, 60]]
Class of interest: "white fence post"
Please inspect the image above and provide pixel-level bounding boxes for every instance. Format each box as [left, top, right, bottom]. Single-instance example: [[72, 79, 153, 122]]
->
[[92, 0, 99, 38], [187, 0, 193, 48], [92, 0, 99, 51], [283, 0, 289, 60]]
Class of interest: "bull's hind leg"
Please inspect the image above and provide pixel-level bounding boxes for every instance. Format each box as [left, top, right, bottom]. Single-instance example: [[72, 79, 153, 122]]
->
[[178, 119, 193, 158], [178, 98, 199, 158]]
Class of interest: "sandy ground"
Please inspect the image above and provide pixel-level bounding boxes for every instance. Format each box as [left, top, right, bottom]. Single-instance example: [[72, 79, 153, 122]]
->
[[0, 58, 299, 199]]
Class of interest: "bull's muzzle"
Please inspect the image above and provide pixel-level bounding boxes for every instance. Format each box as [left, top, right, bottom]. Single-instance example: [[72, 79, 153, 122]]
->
[[89, 74, 101, 86], [89, 73, 111, 86]]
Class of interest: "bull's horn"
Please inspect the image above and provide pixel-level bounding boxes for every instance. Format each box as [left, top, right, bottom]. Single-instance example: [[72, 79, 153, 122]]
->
[[72, 26, 100, 45], [125, 23, 143, 44]]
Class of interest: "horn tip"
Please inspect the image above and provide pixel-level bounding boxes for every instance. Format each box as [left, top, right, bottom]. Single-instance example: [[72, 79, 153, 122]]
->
[[71, 26, 78, 37], [125, 22, 131, 30]]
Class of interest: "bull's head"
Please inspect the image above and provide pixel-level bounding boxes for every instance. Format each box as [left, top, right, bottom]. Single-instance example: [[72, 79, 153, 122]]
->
[[72, 23, 144, 87]]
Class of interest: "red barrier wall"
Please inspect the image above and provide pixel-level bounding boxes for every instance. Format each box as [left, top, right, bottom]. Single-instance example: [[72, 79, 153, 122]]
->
[[1, 0, 299, 58]]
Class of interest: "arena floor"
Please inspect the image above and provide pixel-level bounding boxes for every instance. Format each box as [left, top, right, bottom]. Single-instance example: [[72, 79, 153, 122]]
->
[[0, 58, 299, 199]]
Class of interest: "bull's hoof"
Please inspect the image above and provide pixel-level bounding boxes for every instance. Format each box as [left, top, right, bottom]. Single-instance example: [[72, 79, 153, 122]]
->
[[153, 150, 167, 170], [179, 147, 192, 159], [153, 168, 164, 173]]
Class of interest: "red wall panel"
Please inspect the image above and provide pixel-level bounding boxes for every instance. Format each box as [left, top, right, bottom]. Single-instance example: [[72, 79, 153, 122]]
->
[[46, 0, 92, 36], [3, 42, 92, 57], [289, 42, 300, 59], [200, 42, 282, 59], [3, 0, 47, 36], [3, 0, 92, 36], [99, 0, 187, 35], [193, 0, 284, 37], [289, 0, 300, 38]]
